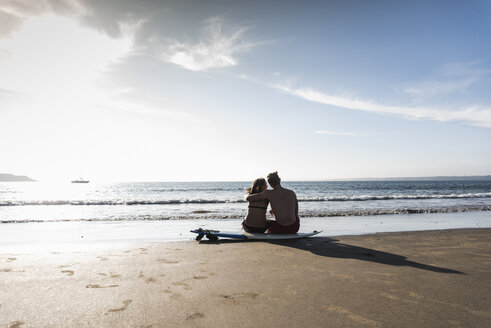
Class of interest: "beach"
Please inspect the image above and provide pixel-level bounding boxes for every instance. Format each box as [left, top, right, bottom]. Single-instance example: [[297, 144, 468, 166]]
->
[[1, 228, 490, 327], [2, 0, 491, 326], [1, 181, 491, 327]]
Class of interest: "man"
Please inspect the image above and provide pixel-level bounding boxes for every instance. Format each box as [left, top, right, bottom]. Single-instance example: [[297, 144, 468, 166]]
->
[[245, 171, 300, 234]]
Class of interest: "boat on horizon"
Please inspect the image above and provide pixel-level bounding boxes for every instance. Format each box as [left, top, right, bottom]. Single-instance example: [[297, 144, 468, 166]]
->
[[71, 178, 89, 183]]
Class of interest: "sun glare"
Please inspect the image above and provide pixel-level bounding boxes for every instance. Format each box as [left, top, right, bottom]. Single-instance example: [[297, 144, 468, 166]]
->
[[0, 14, 134, 98], [0, 14, 142, 182]]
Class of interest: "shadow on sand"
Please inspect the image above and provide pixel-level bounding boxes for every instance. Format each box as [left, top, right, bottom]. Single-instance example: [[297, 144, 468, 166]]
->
[[199, 236, 464, 274]]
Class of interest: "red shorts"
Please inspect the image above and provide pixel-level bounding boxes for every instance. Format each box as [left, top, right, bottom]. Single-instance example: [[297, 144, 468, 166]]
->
[[267, 217, 300, 234]]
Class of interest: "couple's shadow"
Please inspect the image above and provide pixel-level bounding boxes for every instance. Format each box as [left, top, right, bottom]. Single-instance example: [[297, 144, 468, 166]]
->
[[200, 236, 464, 274]]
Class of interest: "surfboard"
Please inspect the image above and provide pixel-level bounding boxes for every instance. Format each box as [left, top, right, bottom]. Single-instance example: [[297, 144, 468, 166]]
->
[[190, 228, 322, 241]]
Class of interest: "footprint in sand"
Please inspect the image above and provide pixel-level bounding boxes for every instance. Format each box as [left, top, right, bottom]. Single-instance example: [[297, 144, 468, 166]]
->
[[193, 275, 208, 280], [85, 284, 119, 289], [157, 258, 179, 264], [165, 248, 182, 251], [6, 257, 16, 263], [172, 281, 192, 290], [220, 292, 259, 305], [199, 269, 215, 276], [138, 271, 157, 283], [61, 270, 74, 276], [164, 290, 184, 301], [106, 300, 132, 315], [186, 312, 204, 321], [171, 293, 184, 301], [8, 321, 24, 328], [1, 268, 24, 273], [324, 305, 380, 327], [110, 273, 121, 278]]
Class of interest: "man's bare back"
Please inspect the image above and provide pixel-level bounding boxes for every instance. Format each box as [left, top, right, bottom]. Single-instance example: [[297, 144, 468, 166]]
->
[[246, 185, 298, 226]]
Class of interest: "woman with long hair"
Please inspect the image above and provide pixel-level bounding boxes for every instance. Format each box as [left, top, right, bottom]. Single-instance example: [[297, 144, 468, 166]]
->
[[242, 178, 269, 233]]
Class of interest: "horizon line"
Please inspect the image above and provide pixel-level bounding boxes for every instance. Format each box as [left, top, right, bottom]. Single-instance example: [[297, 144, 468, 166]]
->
[[4, 174, 491, 183]]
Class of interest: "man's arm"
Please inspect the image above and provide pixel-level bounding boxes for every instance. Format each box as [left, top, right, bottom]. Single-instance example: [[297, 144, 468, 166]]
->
[[245, 190, 268, 202]]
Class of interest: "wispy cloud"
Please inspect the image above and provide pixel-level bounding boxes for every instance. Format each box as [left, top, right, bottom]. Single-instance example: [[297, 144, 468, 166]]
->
[[404, 62, 490, 97], [0, 0, 83, 37], [99, 99, 203, 123], [0, 14, 136, 98], [0, 87, 16, 95], [315, 130, 360, 136], [0, 0, 145, 40], [160, 16, 259, 71], [239, 68, 491, 128], [275, 85, 491, 128]]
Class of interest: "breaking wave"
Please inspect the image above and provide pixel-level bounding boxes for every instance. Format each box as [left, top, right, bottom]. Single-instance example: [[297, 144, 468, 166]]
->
[[1, 192, 491, 207], [2, 205, 491, 224]]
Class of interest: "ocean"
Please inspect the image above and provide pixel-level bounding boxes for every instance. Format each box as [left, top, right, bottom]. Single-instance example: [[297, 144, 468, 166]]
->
[[1, 180, 491, 248], [1, 180, 491, 223]]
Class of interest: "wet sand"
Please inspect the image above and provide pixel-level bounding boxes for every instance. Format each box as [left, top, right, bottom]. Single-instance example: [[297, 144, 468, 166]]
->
[[1, 228, 490, 327]]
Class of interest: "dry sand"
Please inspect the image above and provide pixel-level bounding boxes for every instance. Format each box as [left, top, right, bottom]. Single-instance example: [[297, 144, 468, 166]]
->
[[1, 228, 490, 327]]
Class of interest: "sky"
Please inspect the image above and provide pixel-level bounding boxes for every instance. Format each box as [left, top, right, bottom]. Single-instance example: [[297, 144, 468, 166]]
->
[[1, 0, 491, 182]]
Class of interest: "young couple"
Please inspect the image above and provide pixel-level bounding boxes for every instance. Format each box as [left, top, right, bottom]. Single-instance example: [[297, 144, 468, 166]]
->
[[243, 171, 300, 234]]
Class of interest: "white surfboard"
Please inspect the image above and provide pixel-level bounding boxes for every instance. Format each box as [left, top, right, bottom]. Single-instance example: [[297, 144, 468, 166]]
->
[[190, 229, 322, 241], [243, 230, 322, 240]]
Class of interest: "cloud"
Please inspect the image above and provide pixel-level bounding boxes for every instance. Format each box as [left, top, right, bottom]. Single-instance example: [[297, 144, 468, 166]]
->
[[0, 0, 84, 37], [76, 0, 154, 39], [315, 130, 360, 136], [0, 0, 148, 39], [160, 16, 258, 71], [404, 62, 490, 97], [0, 87, 16, 95], [239, 63, 491, 129], [98, 98, 205, 125], [0, 6, 23, 38], [0, 14, 136, 97], [275, 85, 491, 128], [1, 4, 257, 73]]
